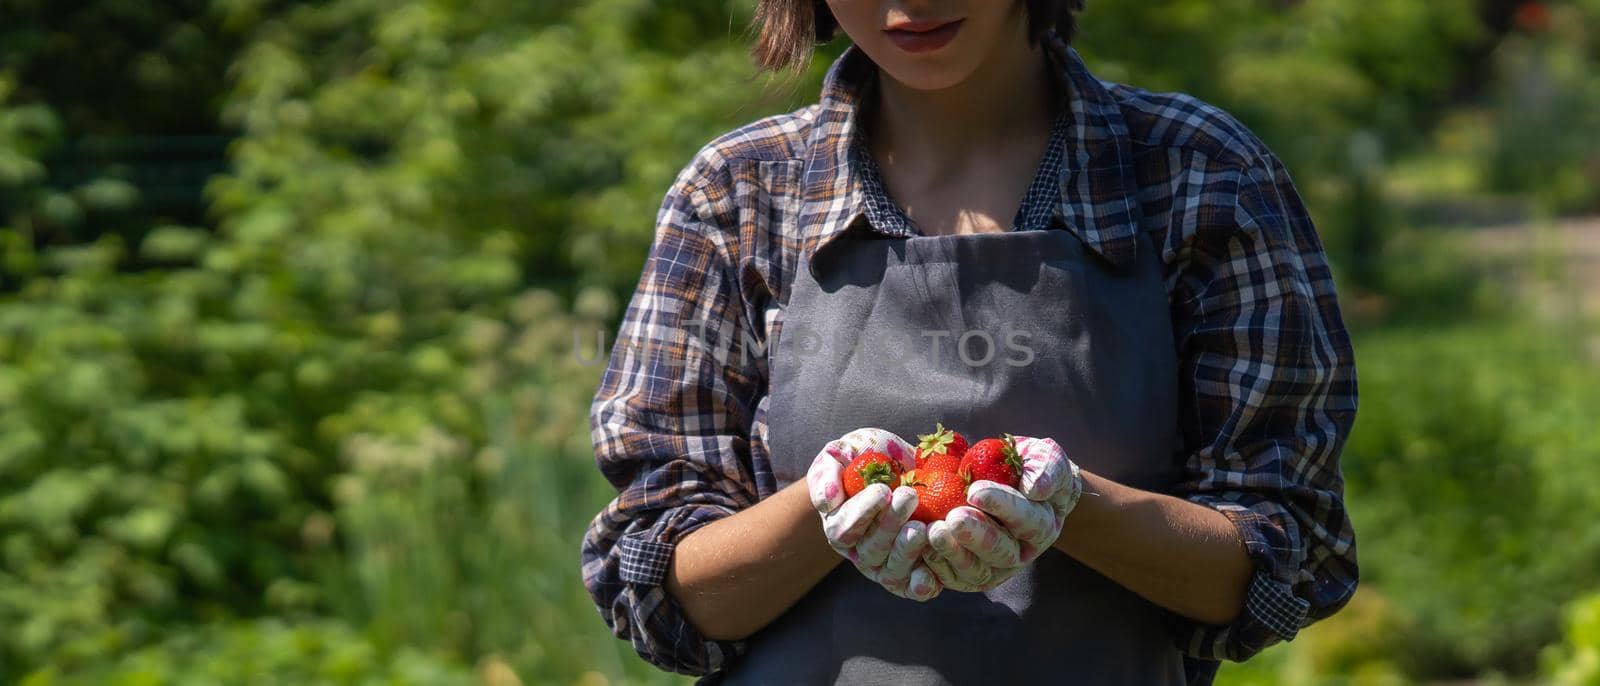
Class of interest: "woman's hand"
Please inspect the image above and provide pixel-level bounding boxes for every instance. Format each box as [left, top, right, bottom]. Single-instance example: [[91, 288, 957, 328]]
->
[[922, 435, 1085, 592], [806, 428, 942, 601], [923, 505, 1022, 591]]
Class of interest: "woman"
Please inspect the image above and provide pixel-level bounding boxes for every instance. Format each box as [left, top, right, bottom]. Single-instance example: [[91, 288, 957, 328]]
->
[[580, 1, 1359, 684]]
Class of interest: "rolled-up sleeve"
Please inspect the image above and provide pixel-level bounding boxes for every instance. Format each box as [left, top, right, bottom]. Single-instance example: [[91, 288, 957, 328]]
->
[[579, 156, 764, 676], [1165, 150, 1360, 663]]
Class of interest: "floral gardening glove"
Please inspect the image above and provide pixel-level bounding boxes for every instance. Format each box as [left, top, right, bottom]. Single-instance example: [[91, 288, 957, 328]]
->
[[923, 435, 1084, 592], [806, 427, 943, 601]]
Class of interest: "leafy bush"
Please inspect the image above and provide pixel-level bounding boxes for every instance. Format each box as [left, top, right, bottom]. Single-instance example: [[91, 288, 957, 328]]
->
[[2, 0, 762, 679], [17, 618, 476, 686], [1218, 309, 1600, 684], [0, 225, 597, 673], [326, 359, 684, 685], [216, 0, 770, 299], [1356, 225, 1519, 325], [1480, 2, 1600, 214], [1543, 591, 1600, 685], [1079, 1, 1492, 290], [1081, 0, 1487, 167], [1342, 319, 1600, 677]]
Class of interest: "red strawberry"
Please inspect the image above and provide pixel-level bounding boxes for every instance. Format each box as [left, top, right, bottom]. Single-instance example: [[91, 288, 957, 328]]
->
[[902, 468, 967, 524], [959, 434, 1023, 489], [842, 451, 902, 498], [919, 452, 963, 475], [915, 422, 969, 466]]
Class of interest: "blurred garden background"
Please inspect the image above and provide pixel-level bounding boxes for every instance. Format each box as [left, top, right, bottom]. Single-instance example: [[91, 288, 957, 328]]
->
[[1, 0, 1599, 684]]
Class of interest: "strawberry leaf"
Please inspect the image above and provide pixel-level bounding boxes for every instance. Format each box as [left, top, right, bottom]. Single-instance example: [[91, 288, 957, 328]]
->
[[1000, 433, 1023, 476], [859, 460, 896, 487], [917, 422, 955, 455]]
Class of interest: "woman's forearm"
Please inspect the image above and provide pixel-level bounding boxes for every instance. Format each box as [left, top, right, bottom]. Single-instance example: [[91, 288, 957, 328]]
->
[[1052, 470, 1253, 626], [664, 479, 841, 641]]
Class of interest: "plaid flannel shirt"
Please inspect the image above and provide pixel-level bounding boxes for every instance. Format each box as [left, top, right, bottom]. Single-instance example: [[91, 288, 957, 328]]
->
[[580, 26, 1358, 684]]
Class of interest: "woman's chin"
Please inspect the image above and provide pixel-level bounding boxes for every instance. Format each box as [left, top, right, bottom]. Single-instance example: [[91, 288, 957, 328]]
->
[[875, 59, 977, 93]]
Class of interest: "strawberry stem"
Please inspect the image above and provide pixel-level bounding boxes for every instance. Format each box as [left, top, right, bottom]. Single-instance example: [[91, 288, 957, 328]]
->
[[859, 460, 896, 487], [1000, 433, 1023, 476], [917, 422, 955, 456]]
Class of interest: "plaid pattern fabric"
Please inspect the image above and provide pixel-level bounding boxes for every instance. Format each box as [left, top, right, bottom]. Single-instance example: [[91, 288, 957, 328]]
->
[[580, 25, 1358, 682]]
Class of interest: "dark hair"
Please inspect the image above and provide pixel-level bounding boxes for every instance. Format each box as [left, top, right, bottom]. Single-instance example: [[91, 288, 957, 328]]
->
[[749, 0, 1085, 73]]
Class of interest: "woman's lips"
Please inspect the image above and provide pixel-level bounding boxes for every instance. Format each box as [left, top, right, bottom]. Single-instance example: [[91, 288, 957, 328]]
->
[[883, 18, 964, 53]]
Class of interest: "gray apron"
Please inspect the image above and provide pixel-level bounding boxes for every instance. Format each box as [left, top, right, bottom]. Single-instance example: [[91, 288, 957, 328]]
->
[[716, 224, 1187, 685]]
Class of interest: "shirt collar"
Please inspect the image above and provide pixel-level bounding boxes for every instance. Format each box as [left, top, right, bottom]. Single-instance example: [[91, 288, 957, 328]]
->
[[798, 27, 1143, 274]]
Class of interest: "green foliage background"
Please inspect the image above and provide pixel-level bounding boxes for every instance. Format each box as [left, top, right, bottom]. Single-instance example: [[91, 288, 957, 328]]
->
[[2, 1, 1599, 684]]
